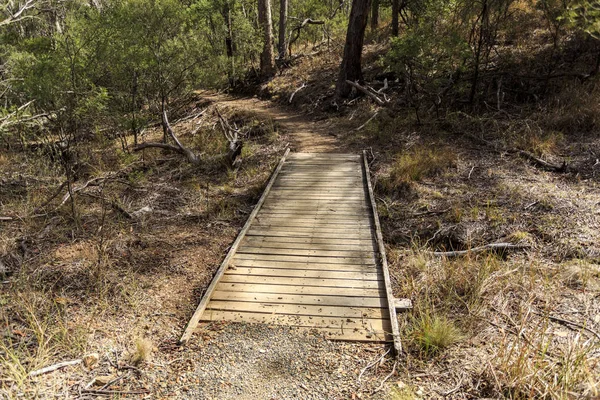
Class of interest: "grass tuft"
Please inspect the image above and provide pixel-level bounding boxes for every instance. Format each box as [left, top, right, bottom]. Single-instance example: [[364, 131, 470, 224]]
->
[[411, 313, 463, 356], [381, 146, 457, 195], [130, 337, 153, 366]]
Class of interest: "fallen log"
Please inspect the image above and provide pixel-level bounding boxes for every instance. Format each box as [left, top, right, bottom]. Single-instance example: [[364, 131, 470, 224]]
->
[[518, 150, 567, 173], [431, 243, 528, 257]]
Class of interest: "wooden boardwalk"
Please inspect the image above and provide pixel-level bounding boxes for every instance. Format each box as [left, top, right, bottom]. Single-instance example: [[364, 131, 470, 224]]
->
[[181, 151, 403, 353]]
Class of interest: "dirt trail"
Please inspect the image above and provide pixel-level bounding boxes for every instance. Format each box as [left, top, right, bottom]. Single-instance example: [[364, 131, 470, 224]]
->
[[201, 92, 339, 153]]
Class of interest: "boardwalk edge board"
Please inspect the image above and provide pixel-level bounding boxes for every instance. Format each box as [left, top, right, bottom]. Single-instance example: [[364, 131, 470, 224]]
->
[[179, 147, 291, 345], [362, 150, 403, 357]]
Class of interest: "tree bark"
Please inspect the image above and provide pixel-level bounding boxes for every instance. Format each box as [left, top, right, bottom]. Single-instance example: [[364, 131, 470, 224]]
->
[[391, 0, 399, 36], [278, 0, 288, 59], [336, 0, 372, 98], [258, 0, 276, 78], [371, 0, 379, 30]]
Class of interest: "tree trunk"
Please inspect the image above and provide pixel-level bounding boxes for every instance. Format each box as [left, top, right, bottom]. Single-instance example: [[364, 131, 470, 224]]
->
[[391, 0, 399, 36], [223, 3, 234, 58], [370, 0, 379, 30], [258, 0, 276, 78], [278, 0, 288, 59], [336, 0, 372, 98]]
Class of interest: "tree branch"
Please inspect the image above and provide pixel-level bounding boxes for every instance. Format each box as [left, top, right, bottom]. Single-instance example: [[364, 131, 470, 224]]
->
[[430, 243, 528, 257], [288, 18, 325, 52], [345, 80, 387, 106]]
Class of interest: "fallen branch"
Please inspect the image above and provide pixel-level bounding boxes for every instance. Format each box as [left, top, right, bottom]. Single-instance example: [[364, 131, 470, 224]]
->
[[215, 107, 243, 168], [29, 359, 82, 377], [35, 180, 67, 212], [531, 310, 600, 340], [345, 80, 387, 107], [134, 110, 200, 165], [80, 193, 133, 219], [289, 83, 307, 104], [518, 150, 567, 173], [431, 243, 528, 257]]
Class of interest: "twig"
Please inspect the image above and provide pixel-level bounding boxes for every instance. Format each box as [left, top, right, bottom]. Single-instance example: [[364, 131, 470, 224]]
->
[[412, 207, 450, 217], [524, 201, 539, 210], [373, 360, 397, 393], [468, 165, 475, 179], [358, 348, 390, 384], [441, 374, 464, 396], [354, 111, 379, 131], [81, 389, 149, 396], [29, 359, 82, 377], [100, 372, 131, 390], [0, 216, 13, 221], [431, 243, 528, 257], [531, 310, 600, 340]]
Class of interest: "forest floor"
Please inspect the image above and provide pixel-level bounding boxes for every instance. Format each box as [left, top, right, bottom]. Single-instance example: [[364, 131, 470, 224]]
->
[[2, 50, 600, 399]]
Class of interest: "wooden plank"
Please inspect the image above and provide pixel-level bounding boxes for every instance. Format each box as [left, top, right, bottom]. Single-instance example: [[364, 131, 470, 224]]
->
[[241, 238, 374, 250], [254, 218, 372, 226], [275, 178, 362, 183], [199, 311, 391, 341], [266, 195, 365, 200], [236, 247, 376, 259], [237, 247, 375, 263], [261, 205, 367, 210], [262, 201, 367, 207], [269, 188, 365, 193], [206, 301, 388, 319], [221, 274, 380, 289], [229, 259, 378, 272], [249, 223, 372, 230], [259, 211, 370, 217], [178, 148, 291, 345], [257, 213, 371, 222], [233, 253, 376, 265], [216, 282, 383, 297], [252, 222, 372, 230], [246, 230, 374, 240], [224, 266, 382, 280], [363, 150, 402, 356], [288, 153, 360, 159], [241, 235, 374, 244], [210, 291, 388, 308], [259, 210, 370, 216], [246, 230, 372, 239], [240, 241, 374, 252]]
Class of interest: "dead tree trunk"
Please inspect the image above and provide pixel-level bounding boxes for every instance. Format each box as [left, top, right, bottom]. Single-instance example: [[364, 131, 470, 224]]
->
[[371, 0, 379, 30], [391, 0, 399, 36], [258, 0, 276, 79], [278, 0, 288, 59], [336, 0, 372, 98]]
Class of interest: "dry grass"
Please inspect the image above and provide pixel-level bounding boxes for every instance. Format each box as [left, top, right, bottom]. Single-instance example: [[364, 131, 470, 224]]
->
[[379, 146, 457, 196], [0, 97, 286, 398]]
